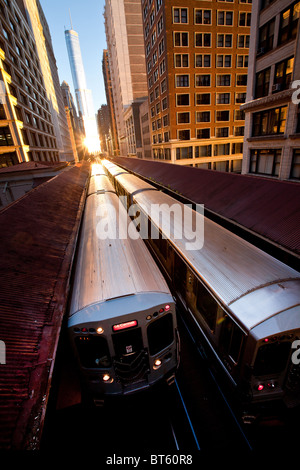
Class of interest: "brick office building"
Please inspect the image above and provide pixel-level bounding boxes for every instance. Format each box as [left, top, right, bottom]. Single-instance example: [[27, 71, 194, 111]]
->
[[142, 0, 252, 170]]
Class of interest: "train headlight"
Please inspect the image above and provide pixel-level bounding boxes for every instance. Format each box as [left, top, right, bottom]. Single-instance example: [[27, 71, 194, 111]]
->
[[103, 374, 113, 383], [97, 327, 104, 335], [153, 358, 162, 370]]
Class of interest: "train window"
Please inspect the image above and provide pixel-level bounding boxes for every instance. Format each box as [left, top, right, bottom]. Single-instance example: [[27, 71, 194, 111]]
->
[[112, 328, 143, 357], [220, 315, 244, 363], [75, 336, 111, 368], [254, 341, 291, 376], [196, 280, 218, 332], [174, 253, 187, 296], [147, 314, 174, 355], [160, 235, 168, 260]]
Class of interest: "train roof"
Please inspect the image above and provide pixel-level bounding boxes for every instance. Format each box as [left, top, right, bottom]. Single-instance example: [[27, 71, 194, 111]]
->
[[115, 172, 157, 195], [90, 163, 106, 176], [107, 156, 300, 260], [88, 174, 116, 196], [69, 190, 171, 318], [102, 159, 128, 177], [132, 189, 300, 330]]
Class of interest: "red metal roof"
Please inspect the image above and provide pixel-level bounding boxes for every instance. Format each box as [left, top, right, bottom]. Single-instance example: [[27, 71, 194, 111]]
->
[[109, 157, 300, 257], [0, 163, 89, 449]]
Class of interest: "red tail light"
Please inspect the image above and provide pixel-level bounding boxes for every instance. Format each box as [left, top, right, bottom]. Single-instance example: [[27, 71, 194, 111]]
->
[[112, 320, 138, 332]]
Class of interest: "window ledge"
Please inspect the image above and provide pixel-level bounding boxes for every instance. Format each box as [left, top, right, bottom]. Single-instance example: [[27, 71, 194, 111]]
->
[[247, 135, 287, 141]]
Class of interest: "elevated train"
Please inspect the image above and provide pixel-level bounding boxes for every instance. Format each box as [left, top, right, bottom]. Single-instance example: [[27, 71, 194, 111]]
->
[[68, 163, 179, 401], [102, 159, 300, 422]]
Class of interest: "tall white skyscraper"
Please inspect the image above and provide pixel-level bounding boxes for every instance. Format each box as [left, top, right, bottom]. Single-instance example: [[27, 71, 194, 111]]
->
[[65, 26, 99, 152]]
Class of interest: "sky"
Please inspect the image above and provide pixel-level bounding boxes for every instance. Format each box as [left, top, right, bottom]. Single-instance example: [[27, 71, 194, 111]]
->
[[39, 0, 107, 112]]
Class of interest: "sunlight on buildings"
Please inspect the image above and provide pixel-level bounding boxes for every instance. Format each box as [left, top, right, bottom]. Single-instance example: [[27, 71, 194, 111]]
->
[[84, 128, 101, 154]]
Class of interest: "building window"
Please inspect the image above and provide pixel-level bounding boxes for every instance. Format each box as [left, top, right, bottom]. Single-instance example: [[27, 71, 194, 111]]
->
[[217, 34, 232, 47], [216, 54, 232, 67], [278, 1, 300, 45], [252, 106, 287, 136], [250, 149, 281, 176], [175, 74, 189, 87], [195, 93, 211, 105], [195, 33, 211, 47], [236, 74, 247, 86], [290, 149, 300, 179], [255, 67, 270, 98], [158, 39, 164, 56], [273, 57, 294, 92], [216, 110, 230, 121], [196, 111, 210, 122], [174, 32, 189, 47], [195, 54, 211, 67], [216, 127, 229, 137], [178, 130, 191, 141], [217, 11, 233, 25], [176, 146, 193, 158], [239, 12, 251, 26], [234, 109, 245, 120], [234, 126, 244, 136], [173, 7, 188, 23], [174, 54, 189, 67], [159, 59, 166, 75], [216, 74, 231, 86], [196, 129, 210, 139], [236, 55, 248, 67], [232, 142, 243, 154], [161, 78, 167, 93], [157, 15, 163, 34], [235, 92, 246, 103], [195, 144, 212, 157], [0, 126, 14, 146], [162, 97, 168, 110], [195, 74, 211, 86], [214, 143, 230, 155], [177, 112, 190, 124], [216, 93, 230, 104], [297, 104, 300, 133], [238, 34, 250, 48], [258, 18, 275, 54], [195, 9, 212, 24], [176, 94, 190, 106]]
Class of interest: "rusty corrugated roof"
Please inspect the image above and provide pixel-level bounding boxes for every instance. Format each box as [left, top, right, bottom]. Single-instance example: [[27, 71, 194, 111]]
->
[[0, 163, 89, 449], [109, 157, 300, 257]]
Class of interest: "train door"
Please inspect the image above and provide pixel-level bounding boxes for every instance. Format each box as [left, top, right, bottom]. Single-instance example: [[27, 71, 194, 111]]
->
[[217, 313, 245, 377]]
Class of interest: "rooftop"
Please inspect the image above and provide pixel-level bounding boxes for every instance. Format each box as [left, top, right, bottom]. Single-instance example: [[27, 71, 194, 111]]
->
[[0, 162, 89, 450]]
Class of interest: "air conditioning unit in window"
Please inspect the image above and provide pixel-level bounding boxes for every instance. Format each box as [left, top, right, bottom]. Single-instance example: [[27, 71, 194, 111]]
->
[[256, 47, 265, 56], [272, 83, 282, 93]]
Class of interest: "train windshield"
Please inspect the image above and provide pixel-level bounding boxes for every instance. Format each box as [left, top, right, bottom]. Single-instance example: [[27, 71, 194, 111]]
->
[[147, 313, 174, 355], [75, 336, 111, 368], [254, 341, 291, 376]]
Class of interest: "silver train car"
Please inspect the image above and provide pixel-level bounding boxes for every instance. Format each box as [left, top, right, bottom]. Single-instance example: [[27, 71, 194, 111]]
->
[[102, 159, 300, 421], [68, 164, 179, 401]]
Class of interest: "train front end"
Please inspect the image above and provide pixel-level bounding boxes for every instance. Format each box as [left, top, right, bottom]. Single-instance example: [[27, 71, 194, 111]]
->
[[68, 292, 179, 400]]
